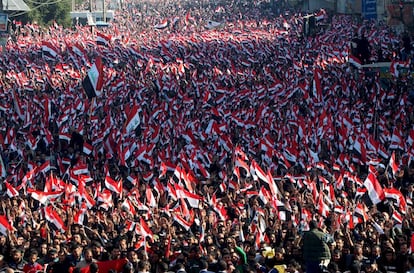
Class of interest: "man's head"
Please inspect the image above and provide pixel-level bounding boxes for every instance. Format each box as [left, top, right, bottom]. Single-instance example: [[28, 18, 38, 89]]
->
[[28, 250, 39, 264], [309, 220, 318, 230], [84, 248, 94, 263], [92, 241, 102, 256], [11, 248, 23, 262], [71, 243, 83, 259], [127, 250, 138, 263]]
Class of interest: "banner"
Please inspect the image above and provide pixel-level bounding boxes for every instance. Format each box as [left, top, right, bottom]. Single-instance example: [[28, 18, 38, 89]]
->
[[362, 0, 377, 19], [79, 259, 128, 273]]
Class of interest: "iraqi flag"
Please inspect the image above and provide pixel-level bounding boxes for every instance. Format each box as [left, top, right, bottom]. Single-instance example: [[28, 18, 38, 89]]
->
[[82, 56, 104, 99], [205, 20, 222, 30], [363, 172, 385, 205], [315, 9, 327, 21], [73, 204, 87, 226], [349, 55, 362, 69], [181, 189, 202, 208], [0, 215, 13, 236], [124, 105, 140, 134], [104, 176, 122, 195], [5, 182, 19, 198], [29, 189, 64, 205], [83, 142, 93, 155], [139, 217, 153, 239], [44, 206, 66, 233], [154, 20, 168, 30], [42, 41, 59, 58], [173, 213, 192, 231], [389, 151, 399, 177], [96, 31, 112, 46], [312, 68, 322, 101]]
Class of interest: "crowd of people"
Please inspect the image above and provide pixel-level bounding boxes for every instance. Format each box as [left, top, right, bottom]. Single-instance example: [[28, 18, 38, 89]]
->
[[0, 0, 414, 273]]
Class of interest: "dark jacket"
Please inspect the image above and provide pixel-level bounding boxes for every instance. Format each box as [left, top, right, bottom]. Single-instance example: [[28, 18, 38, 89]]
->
[[302, 228, 331, 262]]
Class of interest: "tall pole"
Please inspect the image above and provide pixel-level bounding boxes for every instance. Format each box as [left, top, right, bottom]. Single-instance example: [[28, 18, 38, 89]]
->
[[103, 0, 106, 22], [89, 0, 94, 33]]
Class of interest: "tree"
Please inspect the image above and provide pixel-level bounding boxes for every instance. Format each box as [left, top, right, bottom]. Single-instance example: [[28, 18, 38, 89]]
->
[[21, 0, 72, 28]]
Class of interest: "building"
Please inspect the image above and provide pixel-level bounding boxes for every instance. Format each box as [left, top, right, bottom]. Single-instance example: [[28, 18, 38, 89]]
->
[[1, 0, 30, 12]]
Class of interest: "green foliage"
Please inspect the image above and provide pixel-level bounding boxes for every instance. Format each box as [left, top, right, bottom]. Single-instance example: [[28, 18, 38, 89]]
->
[[21, 0, 72, 28]]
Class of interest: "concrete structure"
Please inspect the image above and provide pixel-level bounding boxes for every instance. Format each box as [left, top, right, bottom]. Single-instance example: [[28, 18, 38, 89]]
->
[[70, 10, 114, 25], [290, 0, 413, 30], [1, 0, 29, 11]]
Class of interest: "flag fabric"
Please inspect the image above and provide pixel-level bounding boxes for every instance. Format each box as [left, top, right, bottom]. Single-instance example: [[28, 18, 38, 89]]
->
[[389, 151, 399, 177], [205, 20, 222, 29], [83, 142, 93, 155], [72, 164, 89, 176], [384, 188, 407, 214], [39, 161, 51, 174], [173, 213, 192, 231], [73, 205, 87, 225], [354, 203, 369, 223], [44, 206, 66, 233], [83, 190, 96, 209], [82, 56, 104, 99], [96, 32, 112, 46], [121, 199, 137, 216], [180, 189, 202, 208], [139, 218, 153, 239], [41, 41, 59, 58], [124, 105, 141, 134], [363, 173, 385, 205], [315, 9, 327, 21], [154, 20, 168, 30], [79, 259, 128, 273], [145, 186, 157, 208], [97, 189, 114, 209], [392, 210, 403, 224], [5, 182, 19, 198], [0, 215, 13, 236], [104, 176, 122, 195], [29, 189, 64, 205], [348, 55, 362, 68], [390, 60, 410, 78]]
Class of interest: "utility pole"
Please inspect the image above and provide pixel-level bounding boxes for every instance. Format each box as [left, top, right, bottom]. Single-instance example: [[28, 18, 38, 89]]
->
[[89, 0, 94, 33], [103, 0, 106, 22]]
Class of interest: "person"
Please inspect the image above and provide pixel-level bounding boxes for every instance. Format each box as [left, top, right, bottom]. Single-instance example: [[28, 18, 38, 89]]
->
[[91, 241, 109, 261], [362, 259, 381, 273], [302, 220, 331, 273], [199, 259, 214, 273], [0, 255, 9, 273], [286, 259, 301, 273], [378, 248, 397, 273], [137, 260, 151, 273], [347, 244, 369, 269], [23, 250, 43, 273], [357, 33, 371, 64], [216, 260, 228, 273], [63, 243, 84, 272], [7, 248, 27, 272], [406, 254, 414, 273], [76, 248, 96, 269], [90, 262, 99, 273]]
